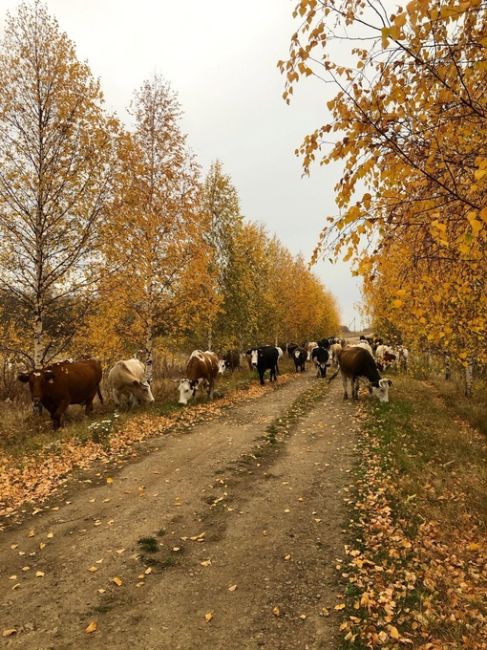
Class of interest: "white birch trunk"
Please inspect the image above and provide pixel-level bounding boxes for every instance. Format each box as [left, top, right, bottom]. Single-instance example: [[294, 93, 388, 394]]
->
[[444, 354, 451, 381]]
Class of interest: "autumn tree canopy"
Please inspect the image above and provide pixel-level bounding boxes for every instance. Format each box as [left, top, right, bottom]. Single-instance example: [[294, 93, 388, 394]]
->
[[280, 0, 486, 366]]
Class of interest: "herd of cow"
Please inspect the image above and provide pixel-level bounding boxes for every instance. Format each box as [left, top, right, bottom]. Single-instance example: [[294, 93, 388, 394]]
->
[[15, 336, 407, 429]]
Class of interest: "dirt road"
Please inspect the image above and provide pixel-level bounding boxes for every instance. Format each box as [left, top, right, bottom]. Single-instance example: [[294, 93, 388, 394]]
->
[[0, 373, 359, 649]]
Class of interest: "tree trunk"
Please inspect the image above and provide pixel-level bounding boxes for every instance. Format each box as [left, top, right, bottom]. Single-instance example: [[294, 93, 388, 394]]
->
[[444, 354, 451, 381], [33, 312, 43, 370], [207, 321, 213, 352], [144, 282, 154, 384], [464, 360, 474, 398]]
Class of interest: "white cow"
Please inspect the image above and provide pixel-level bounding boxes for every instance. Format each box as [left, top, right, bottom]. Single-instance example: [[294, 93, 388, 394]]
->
[[353, 340, 374, 357], [108, 359, 154, 409]]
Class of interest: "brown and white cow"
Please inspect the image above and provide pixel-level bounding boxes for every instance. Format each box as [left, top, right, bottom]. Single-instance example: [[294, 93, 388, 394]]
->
[[177, 350, 220, 405], [18, 358, 103, 429], [337, 347, 392, 402]]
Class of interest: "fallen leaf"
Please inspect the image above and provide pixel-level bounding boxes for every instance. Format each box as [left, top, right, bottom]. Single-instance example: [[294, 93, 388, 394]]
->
[[106, 477, 113, 485], [97, 588, 106, 594], [10, 544, 18, 550], [88, 566, 98, 573], [39, 542, 46, 550], [2, 629, 17, 638], [389, 626, 400, 640], [112, 576, 123, 586], [205, 612, 213, 623], [9, 575, 17, 580], [334, 603, 345, 611], [47, 532, 54, 539], [27, 530, 35, 538], [200, 560, 212, 567], [35, 571, 45, 578], [272, 606, 280, 617], [85, 621, 97, 634], [284, 554, 291, 561], [144, 567, 152, 575], [228, 584, 237, 592]]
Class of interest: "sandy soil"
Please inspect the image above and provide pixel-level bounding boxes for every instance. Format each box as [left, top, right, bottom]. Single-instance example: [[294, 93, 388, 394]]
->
[[0, 372, 360, 649]]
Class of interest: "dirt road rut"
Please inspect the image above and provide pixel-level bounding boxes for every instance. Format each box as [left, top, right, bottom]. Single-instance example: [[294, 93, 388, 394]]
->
[[1, 374, 359, 649]]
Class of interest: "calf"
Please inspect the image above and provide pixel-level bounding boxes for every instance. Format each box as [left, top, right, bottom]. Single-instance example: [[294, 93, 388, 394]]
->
[[108, 359, 154, 409], [337, 347, 392, 402], [311, 346, 329, 378], [18, 358, 103, 429], [178, 350, 220, 405], [293, 347, 307, 372], [250, 346, 279, 385]]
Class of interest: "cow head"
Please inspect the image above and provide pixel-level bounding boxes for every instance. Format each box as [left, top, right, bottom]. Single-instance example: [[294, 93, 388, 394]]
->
[[178, 378, 198, 405], [132, 379, 155, 404], [250, 349, 259, 367], [217, 360, 227, 375], [371, 378, 392, 403], [18, 369, 55, 411]]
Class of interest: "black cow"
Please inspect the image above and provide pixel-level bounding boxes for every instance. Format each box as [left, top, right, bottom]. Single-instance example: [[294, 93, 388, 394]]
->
[[317, 338, 331, 350], [311, 346, 329, 378], [293, 347, 307, 372], [223, 349, 241, 372], [286, 342, 299, 359], [250, 346, 279, 385]]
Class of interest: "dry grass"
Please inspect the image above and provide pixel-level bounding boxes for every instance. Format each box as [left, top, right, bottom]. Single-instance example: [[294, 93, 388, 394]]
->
[[343, 374, 487, 648]]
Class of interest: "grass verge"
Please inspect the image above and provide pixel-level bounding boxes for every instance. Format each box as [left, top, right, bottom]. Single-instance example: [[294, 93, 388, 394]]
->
[[339, 375, 486, 649]]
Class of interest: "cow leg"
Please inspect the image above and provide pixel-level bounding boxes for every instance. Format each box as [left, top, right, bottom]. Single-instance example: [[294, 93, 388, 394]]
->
[[352, 378, 359, 400], [97, 385, 104, 404], [208, 378, 214, 399], [341, 373, 349, 400], [51, 401, 69, 429], [259, 369, 265, 385]]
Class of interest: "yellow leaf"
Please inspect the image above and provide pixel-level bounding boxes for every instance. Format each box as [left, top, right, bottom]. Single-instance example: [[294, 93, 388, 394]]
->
[[389, 626, 400, 639], [392, 299, 403, 308], [272, 606, 281, 617], [334, 603, 346, 610], [35, 571, 45, 578], [2, 629, 17, 638], [88, 566, 98, 573], [85, 621, 97, 634], [200, 559, 212, 567], [228, 584, 237, 592], [106, 477, 113, 485], [205, 612, 213, 623], [467, 543, 480, 551], [112, 576, 123, 586]]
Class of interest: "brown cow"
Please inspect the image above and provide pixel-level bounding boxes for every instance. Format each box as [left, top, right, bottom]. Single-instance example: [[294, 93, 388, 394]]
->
[[177, 351, 220, 405], [18, 359, 103, 429]]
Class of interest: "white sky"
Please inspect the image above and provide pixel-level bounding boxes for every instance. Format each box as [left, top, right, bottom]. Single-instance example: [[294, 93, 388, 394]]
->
[[0, 0, 364, 328]]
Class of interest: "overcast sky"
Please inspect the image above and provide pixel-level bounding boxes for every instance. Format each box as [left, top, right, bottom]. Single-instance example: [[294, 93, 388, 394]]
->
[[0, 0, 363, 328]]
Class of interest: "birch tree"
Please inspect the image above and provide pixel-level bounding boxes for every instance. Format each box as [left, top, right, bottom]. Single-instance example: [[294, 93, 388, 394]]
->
[[0, 1, 117, 367], [101, 76, 204, 382]]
